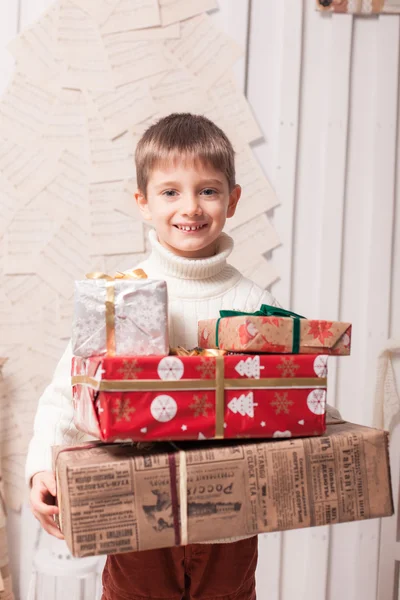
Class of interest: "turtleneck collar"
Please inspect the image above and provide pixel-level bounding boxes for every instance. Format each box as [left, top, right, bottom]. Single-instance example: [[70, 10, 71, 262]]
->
[[146, 228, 235, 281]]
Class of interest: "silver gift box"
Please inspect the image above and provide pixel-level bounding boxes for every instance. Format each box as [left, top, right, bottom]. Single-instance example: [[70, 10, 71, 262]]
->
[[72, 278, 169, 357]]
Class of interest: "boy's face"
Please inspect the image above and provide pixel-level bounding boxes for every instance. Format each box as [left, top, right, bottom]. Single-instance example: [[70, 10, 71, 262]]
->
[[135, 158, 241, 258]]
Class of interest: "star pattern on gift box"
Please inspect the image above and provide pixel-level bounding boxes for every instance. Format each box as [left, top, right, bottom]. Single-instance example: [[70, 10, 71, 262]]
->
[[276, 357, 300, 378], [308, 320, 334, 344], [270, 392, 294, 415], [111, 397, 136, 423], [195, 358, 216, 379], [117, 359, 143, 379], [189, 394, 213, 418]]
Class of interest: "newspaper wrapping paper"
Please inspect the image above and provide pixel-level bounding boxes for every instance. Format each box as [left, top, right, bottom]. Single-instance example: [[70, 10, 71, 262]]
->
[[53, 420, 393, 557], [198, 312, 352, 355], [72, 278, 169, 357], [71, 353, 329, 441]]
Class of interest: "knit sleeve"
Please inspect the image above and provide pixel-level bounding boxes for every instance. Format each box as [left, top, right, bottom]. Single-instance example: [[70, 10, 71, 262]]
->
[[24, 341, 93, 485], [241, 279, 282, 313], [259, 288, 282, 308]]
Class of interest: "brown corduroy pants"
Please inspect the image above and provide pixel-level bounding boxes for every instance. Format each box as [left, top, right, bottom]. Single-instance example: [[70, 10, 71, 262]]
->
[[101, 537, 258, 600]]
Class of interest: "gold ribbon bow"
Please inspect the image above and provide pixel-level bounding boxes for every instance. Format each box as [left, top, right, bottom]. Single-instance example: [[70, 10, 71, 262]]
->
[[86, 269, 147, 355]]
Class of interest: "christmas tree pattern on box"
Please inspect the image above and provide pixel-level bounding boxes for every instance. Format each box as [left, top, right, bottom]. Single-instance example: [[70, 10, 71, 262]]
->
[[72, 354, 328, 441]]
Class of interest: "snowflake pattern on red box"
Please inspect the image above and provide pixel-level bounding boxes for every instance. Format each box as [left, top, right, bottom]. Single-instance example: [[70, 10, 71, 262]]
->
[[72, 354, 328, 442], [110, 397, 136, 423]]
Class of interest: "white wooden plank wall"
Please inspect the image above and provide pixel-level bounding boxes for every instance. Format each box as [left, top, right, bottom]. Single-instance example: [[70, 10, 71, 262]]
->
[[1, 1, 399, 599]]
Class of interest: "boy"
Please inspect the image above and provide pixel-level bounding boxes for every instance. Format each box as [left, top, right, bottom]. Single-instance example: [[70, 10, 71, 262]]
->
[[27, 113, 279, 600]]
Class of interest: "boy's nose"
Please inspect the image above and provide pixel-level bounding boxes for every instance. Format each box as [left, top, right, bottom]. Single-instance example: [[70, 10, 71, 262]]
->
[[181, 195, 203, 216]]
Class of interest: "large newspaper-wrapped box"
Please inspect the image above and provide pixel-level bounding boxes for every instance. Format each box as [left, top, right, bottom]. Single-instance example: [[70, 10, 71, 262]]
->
[[54, 420, 393, 557]]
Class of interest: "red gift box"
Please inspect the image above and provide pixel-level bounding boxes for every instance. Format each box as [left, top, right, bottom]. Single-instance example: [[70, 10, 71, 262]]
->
[[71, 354, 328, 442]]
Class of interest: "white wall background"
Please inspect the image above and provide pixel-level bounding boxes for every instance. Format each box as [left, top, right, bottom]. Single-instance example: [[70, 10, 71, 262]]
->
[[0, 0, 399, 599]]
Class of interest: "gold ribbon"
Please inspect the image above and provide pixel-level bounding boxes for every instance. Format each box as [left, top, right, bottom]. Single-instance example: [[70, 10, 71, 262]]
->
[[71, 375, 327, 390], [72, 372, 326, 441], [85, 269, 147, 355], [171, 347, 227, 357], [179, 451, 188, 545], [215, 355, 225, 439]]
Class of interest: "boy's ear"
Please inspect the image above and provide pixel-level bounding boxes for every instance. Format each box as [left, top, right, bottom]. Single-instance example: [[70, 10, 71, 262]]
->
[[135, 189, 152, 221], [227, 184, 241, 218]]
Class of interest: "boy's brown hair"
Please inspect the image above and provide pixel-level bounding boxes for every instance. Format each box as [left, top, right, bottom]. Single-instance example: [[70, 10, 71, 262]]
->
[[135, 113, 236, 194]]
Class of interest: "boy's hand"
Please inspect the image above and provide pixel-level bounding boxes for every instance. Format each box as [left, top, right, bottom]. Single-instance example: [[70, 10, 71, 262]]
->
[[30, 471, 64, 539]]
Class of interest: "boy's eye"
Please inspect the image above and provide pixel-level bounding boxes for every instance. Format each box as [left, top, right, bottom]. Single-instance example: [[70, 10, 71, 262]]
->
[[162, 190, 178, 197], [201, 188, 217, 196]]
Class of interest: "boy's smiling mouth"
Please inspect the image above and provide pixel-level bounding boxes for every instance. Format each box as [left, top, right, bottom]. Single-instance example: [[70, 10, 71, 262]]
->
[[174, 223, 208, 232]]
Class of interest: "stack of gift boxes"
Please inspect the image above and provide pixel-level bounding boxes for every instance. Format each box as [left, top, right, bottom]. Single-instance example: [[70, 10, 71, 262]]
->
[[54, 273, 393, 557]]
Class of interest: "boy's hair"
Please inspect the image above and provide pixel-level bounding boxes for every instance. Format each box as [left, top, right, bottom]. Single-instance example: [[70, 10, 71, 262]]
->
[[135, 113, 236, 193]]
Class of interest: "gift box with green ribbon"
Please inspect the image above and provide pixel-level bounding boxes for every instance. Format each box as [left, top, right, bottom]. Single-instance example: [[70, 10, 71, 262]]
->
[[198, 305, 352, 355]]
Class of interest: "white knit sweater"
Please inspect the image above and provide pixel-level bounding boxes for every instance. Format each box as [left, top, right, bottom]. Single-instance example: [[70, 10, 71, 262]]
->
[[25, 230, 278, 483]]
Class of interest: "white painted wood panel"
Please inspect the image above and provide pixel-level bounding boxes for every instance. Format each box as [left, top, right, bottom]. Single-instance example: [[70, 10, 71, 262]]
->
[[328, 15, 379, 600], [280, 5, 334, 599], [354, 16, 399, 600], [328, 14, 399, 600], [272, 0, 303, 310], [248, 1, 289, 595]]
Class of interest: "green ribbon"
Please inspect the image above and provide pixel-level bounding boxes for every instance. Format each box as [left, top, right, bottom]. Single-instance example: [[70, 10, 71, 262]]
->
[[215, 304, 306, 353]]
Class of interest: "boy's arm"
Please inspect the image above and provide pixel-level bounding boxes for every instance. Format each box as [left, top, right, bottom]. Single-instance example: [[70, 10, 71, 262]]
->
[[259, 288, 282, 309], [25, 340, 83, 485]]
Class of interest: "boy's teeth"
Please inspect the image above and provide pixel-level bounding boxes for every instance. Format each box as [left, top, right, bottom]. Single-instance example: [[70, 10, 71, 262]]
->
[[178, 224, 204, 231]]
